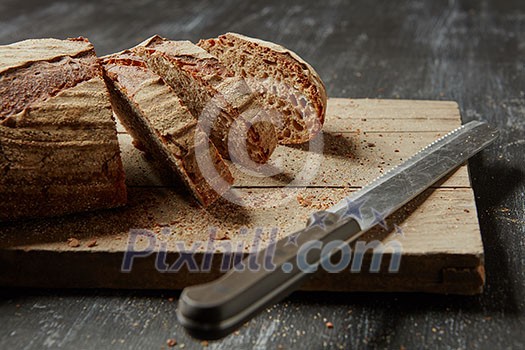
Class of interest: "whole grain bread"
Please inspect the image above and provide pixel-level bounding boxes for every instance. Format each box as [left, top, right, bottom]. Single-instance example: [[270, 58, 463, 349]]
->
[[102, 51, 233, 206], [0, 37, 127, 222], [132, 36, 278, 166], [198, 32, 327, 144]]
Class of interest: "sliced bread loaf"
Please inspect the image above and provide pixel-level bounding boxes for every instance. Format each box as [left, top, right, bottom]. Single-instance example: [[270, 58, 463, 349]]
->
[[102, 51, 233, 206], [132, 36, 278, 166], [198, 32, 327, 144], [0, 37, 127, 221]]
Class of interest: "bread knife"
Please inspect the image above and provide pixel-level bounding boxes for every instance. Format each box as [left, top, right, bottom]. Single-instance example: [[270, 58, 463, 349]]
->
[[177, 121, 498, 340]]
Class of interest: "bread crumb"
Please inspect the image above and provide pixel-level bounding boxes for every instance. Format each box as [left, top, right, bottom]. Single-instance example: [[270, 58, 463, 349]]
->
[[166, 338, 177, 347], [325, 321, 334, 329], [296, 194, 314, 207], [67, 238, 80, 248], [215, 232, 230, 240], [132, 139, 147, 153], [86, 239, 97, 248]]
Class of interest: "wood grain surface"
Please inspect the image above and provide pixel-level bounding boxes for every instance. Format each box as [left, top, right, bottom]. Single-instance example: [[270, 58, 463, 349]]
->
[[0, 0, 524, 349], [0, 98, 484, 295]]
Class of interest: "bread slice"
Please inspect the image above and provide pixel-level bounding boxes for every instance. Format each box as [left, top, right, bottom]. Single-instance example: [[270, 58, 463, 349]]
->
[[198, 32, 327, 144], [132, 36, 277, 166], [0, 37, 127, 222], [102, 51, 233, 206]]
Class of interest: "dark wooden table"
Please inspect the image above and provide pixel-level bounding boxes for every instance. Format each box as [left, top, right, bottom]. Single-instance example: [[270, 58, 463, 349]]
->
[[1, 0, 524, 348]]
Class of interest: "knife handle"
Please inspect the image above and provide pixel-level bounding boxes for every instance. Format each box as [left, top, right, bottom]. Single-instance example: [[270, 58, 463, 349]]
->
[[177, 214, 363, 340]]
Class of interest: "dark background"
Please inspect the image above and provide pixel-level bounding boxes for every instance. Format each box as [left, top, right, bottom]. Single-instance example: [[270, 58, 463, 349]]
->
[[1, 0, 524, 348]]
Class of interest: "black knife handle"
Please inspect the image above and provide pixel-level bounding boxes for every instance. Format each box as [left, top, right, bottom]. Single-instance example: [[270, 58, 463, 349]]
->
[[177, 214, 362, 340], [177, 120, 500, 340]]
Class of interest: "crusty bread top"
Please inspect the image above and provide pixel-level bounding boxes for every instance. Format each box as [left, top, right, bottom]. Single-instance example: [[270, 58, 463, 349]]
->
[[102, 50, 199, 138], [132, 35, 278, 164], [1, 38, 100, 121], [137, 35, 215, 60], [6, 77, 116, 130], [0, 37, 93, 74], [101, 49, 234, 206], [223, 32, 327, 115]]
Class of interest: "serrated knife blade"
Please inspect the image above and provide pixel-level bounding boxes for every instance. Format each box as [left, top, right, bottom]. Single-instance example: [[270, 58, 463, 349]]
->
[[177, 120, 499, 340], [328, 120, 498, 230]]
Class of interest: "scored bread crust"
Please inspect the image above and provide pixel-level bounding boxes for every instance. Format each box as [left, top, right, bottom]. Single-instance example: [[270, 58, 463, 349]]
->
[[1, 38, 100, 121], [198, 32, 327, 144], [133, 36, 277, 165], [102, 51, 233, 206], [0, 38, 127, 221], [0, 37, 94, 74]]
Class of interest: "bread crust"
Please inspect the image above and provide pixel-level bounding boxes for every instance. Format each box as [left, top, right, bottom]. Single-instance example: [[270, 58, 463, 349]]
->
[[0, 37, 93, 74], [133, 36, 277, 165], [0, 38, 127, 222], [102, 51, 233, 206]]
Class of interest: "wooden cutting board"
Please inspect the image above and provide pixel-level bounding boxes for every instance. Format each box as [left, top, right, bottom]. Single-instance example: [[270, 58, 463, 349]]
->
[[0, 98, 485, 295]]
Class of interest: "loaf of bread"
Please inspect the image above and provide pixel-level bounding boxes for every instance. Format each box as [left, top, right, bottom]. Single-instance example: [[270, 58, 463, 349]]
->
[[132, 36, 278, 166], [0, 38, 127, 221], [102, 51, 233, 206], [198, 32, 327, 144], [0, 34, 328, 217]]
